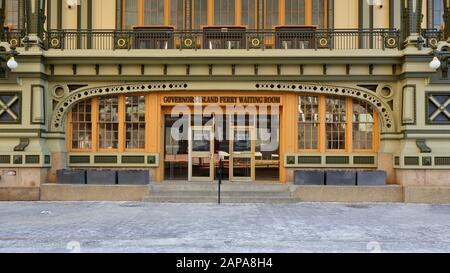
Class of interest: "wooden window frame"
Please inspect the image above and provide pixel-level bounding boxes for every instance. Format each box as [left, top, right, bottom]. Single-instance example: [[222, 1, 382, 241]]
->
[[298, 94, 379, 154], [169, 0, 185, 30], [68, 100, 93, 152], [352, 99, 379, 153], [240, 0, 258, 30], [124, 94, 147, 152], [298, 95, 321, 152], [325, 95, 347, 152], [4, 0, 19, 30], [277, 0, 328, 29], [97, 96, 120, 152], [122, 0, 171, 29], [68, 94, 149, 153], [192, 0, 209, 29], [121, 0, 329, 30]]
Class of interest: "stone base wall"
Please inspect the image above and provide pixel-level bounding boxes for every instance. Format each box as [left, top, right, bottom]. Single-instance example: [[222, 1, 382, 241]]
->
[[0, 168, 49, 187], [396, 169, 450, 186]]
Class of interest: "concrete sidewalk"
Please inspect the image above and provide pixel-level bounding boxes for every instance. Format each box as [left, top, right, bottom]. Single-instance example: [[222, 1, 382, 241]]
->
[[0, 202, 449, 253]]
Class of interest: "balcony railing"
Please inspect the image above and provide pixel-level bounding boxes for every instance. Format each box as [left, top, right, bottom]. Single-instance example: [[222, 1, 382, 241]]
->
[[38, 28, 403, 51], [421, 29, 444, 48], [10, 28, 446, 51]]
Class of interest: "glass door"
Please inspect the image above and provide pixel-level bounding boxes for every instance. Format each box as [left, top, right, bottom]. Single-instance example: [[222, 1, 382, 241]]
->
[[189, 125, 214, 182], [230, 126, 255, 182]]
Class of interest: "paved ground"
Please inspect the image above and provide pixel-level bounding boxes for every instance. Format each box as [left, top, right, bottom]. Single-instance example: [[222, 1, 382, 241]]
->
[[0, 202, 450, 253]]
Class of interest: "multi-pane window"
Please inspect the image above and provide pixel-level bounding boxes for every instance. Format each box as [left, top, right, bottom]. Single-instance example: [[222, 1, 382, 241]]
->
[[170, 0, 184, 29], [193, 0, 208, 29], [298, 96, 319, 150], [214, 0, 236, 25], [265, 0, 279, 29], [312, 0, 326, 28], [124, 0, 139, 29], [70, 95, 147, 151], [242, 0, 257, 29], [285, 0, 306, 25], [352, 99, 374, 150], [121, 0, 327, 30], [325, 96, 346, 150], [431, 0, 445, 30], [71, 100, 92, 149], [98, 97, 119, 149], [144, 0, 165, 25], [5, 0, 17, 27], [298, 95, 378, 152], [125, 96, 146, 149], [5, 0, 21, 30]]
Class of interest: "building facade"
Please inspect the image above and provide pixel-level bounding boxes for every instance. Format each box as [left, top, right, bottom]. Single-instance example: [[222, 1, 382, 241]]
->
[[1, 0, 450, 198]]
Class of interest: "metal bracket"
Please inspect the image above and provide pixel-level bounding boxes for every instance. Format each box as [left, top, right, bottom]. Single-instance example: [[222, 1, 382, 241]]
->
[[416, 139, 432, 153], [14, 138, 30, 152]]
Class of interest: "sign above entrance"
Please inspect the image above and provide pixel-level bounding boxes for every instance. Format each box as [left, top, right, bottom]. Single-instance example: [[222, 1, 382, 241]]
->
[[162, 96, 282, 105]]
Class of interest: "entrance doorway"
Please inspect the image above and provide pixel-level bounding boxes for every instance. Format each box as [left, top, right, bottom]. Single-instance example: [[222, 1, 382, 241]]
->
[[164, 112, 280, 182], [189, 125, 214, 181]]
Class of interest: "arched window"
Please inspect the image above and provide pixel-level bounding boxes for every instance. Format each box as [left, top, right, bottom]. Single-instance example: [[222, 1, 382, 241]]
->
[[298, 95, 378, 152]]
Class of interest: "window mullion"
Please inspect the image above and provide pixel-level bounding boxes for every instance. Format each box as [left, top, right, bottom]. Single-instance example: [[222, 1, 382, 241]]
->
[[138, 0, 144, 26], [319, 95, 326, 152], [92, 97, 99, 152], [118, 95, 125, 152], [346, 97, 353, 153], [305, 0, 312, 25]]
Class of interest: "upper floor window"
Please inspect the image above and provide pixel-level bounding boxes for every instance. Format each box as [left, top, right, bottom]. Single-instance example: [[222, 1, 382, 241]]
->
[[285, 0, 306, 25], [122, 0, 327, 30], [123, 0, 183, 30], [214, 0, 236, 25], [144, 0, 165, 25], [170, 0, 184, 29], [4, 0, 20, 30], [265, 0, 279, 29], [193, 0, 208, 29], [242, 0, 257, 29], [124, 0, 139, 29], [430, 0, 445, 30], [311, 0, 326, 28], [285, 0, 326, 28]]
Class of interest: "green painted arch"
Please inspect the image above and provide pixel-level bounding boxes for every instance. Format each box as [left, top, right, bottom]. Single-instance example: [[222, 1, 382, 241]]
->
[[50, 82, 395, 133]]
